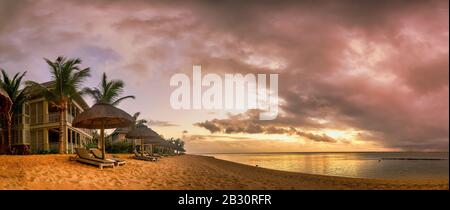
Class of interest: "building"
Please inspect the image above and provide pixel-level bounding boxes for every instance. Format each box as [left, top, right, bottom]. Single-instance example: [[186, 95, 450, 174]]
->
[[107, 127, 129, 143], [8, 82, 94, 154], [106, 127, 140, 146]]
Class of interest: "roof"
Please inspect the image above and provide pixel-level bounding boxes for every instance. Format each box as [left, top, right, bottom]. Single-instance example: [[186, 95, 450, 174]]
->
[[27, 81, 90, 110], [112, 127, 130, 135], [106, 127, 130, 138], [126, 123, 160, 139], [72, 103, 134, 129]]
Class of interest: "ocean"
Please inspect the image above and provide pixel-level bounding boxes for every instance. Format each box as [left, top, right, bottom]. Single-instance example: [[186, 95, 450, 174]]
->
[[205, 152, 449, 180]]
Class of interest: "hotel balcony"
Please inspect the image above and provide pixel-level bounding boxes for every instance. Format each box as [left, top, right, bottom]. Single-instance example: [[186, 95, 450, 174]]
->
[[15, 113, 92, 136]]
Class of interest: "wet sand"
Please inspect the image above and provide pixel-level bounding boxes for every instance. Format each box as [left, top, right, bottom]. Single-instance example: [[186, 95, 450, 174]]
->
[[0, 154, 447, 190]]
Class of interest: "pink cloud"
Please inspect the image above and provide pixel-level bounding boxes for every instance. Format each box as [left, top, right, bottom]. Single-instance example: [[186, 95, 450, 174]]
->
[[0, 0, 447, 151]]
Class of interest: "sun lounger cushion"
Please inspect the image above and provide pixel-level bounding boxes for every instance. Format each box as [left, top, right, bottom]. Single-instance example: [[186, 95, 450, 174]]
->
[[134, 151, 157, 161], [90, 149, 126, 166], [74, 148, 115, 169]]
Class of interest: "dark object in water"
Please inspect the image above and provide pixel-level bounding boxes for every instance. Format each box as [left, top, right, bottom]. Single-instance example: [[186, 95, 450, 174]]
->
[[381, 158, 448, 161]]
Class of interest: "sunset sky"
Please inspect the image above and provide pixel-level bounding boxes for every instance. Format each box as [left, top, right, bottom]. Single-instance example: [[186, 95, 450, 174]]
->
[[0, 0, 448, 153]]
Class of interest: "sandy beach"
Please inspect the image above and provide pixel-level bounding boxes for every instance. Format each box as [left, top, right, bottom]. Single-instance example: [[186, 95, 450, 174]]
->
[[0, 154, 447, 190]]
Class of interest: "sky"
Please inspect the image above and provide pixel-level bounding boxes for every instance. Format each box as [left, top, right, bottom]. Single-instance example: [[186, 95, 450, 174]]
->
[[0, 0, 448, 153]]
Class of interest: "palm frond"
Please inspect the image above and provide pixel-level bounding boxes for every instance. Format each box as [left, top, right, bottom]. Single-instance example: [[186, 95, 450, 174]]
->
[[133, 112, 141, 120], [82, 87, 102, 104], [111, 95, 135, 106], [1, 70, 29, 114], [84, 72, 134, 106], [43, 56, 91, 109]]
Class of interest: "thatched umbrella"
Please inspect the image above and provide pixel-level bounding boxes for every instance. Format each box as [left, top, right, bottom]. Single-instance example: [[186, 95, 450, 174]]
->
[[0, 87, 12, 113], [156, 140, 175, 155], [126, 122, 161, 156], [143, 136, 165, 155], [73, 103, 134, 159]]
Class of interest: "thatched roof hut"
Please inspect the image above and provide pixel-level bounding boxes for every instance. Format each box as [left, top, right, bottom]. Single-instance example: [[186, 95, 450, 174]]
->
[[73, 103, 134, 159]]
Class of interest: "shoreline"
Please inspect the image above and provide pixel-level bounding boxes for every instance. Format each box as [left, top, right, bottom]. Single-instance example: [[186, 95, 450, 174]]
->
[[0, 154, 448, 190], [204, 155, 449, 182], [194, 151, 450, 155]]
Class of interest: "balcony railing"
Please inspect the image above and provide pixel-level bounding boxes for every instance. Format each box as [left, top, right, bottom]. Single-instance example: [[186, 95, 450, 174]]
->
[[13, 114, 30, 125], [30, 113, 75, 125], [48, 113, 59, 123]]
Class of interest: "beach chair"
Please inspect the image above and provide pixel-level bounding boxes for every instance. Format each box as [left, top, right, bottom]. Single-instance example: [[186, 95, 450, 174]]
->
[[152, 153, 163, 158], [75, 148, 115, 169], [90, 148, 126, 166], [134, 151, 158, 162], [144, 151, 161, 160]]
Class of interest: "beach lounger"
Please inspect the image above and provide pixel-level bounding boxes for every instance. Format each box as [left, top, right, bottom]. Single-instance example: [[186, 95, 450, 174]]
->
[[90, 149, 126, 166], [134, 151, 158, 162], [144, 151, 161, 160], [75, 148, 115, 169], [152, 153, 163, 158]]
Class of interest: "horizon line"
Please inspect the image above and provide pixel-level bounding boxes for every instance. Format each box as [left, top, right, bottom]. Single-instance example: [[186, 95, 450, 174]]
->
[[190, 151, 450, 155]]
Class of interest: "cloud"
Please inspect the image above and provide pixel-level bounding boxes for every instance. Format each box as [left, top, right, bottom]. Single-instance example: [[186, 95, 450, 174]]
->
[[147, 120, 178, 127], [295, 131, 337, 143], [194, 121, 221, 133], [0, 0, 448, 151], [190, 0, 449, 150], [194, 109, 341, 143]]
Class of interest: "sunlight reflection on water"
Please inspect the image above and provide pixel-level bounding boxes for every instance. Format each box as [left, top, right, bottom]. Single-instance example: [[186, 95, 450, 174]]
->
[[208, 152, 449, 180]]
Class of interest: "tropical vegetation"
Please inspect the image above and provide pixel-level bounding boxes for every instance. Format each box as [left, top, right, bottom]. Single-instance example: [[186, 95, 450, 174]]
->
[[83, 72, 135, 106], [0, 70, 28, 153], [0, 56, 185, 155], [26, 57, 91, 154]]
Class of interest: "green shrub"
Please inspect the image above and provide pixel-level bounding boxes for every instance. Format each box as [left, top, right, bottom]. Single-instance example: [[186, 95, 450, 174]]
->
[[84, 142, 98, 149], [106, 141, 132, 154], [35, 149, 58, 154]]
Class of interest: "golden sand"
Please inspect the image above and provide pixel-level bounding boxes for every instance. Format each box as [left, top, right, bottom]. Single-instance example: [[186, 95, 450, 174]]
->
[[0, 154, 447, 190]]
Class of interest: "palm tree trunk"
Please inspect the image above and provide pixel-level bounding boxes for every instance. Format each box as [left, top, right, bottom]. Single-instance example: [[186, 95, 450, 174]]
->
[[58, 102, 70, 154], [6, 113, 12, 154], [100, 122, 105, 160], [141, 139, 144, 156], [97, 131, 101, 148], [63, 103, 68, 154], [1, 128, 4, 145], [149, 144, 153, 156], [58, 108, 65, 154], [1, 117, 5, 145]]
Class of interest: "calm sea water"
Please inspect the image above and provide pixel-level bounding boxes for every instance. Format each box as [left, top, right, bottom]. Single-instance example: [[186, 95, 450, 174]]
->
[[206, 152, 449, 180]]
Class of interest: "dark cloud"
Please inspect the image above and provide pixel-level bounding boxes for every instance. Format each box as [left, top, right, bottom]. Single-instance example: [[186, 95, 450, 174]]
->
[[0, 0, 448, 151], [194, 109, 342, 143], [295, 131, 337, 143], [194, 121, 221, 133], [187, 0, 449, 150], [147, 120, 178, 127]]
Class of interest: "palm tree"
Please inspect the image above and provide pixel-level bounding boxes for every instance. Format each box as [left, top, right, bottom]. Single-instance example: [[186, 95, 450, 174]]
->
[[27, 57, 90, 154], [168, 137, 185, 154], [83, 72, 135, 106], [132, 112, 147, 125], [0, 70, 28, 152], [127, 112, 145, 152], [83, 73, 135, 150]]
